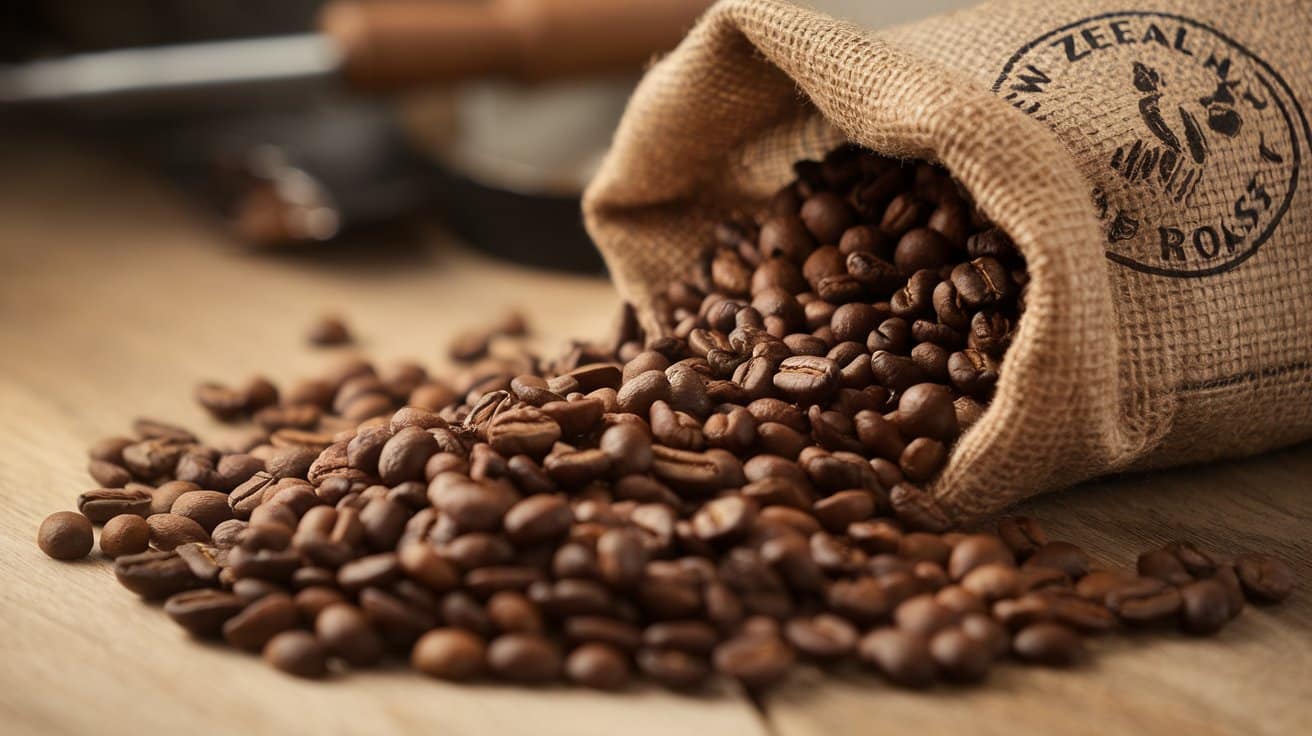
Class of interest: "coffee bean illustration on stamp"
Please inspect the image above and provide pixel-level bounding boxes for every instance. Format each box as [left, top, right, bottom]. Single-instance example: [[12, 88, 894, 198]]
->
[[994, 11, 1308, 277]]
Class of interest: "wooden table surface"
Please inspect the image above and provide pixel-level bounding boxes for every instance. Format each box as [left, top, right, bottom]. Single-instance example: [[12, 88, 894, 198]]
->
[[1, 135, 1308, 736]]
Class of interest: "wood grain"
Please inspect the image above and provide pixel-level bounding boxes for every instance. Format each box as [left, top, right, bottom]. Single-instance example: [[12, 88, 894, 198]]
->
[[1, 134, 1307, 736]]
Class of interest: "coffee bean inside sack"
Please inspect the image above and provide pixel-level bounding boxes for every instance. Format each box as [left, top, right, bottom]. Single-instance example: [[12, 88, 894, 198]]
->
[[38, 144, 1295, 691]]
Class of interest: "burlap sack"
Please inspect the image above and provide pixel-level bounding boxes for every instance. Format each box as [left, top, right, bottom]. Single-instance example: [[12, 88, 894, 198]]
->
[[583, 0, 1312, 519]]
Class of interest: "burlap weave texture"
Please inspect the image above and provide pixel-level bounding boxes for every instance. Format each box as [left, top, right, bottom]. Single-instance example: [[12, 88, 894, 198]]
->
[[583, 0, 1312, 518]]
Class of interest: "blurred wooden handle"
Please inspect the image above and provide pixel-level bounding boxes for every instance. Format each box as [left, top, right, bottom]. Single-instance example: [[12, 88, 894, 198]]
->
[[320, 0, 713, 89]]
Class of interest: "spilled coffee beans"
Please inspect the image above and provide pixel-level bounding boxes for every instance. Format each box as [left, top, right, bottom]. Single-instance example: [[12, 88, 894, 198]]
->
[[39, 145, 1295, 692]]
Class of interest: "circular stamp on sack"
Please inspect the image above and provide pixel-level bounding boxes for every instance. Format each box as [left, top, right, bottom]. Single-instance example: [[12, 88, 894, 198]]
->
[[993, 11, 1309, 278]]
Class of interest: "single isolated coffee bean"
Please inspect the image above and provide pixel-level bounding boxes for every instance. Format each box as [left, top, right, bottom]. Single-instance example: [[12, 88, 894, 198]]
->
[[37, 511, 94, 560]]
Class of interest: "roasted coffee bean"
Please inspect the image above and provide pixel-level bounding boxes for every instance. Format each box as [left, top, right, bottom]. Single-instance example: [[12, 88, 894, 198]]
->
[[947, 349, 999, 397], [317, 603, 384, 667], [894, 594, 959, 636], [950, 257, 1012, 309], [146, 513, 210, 551], [948, 535, 1015, 580], [263, 630, 329, 678], [892, 228, 955, 274], [163, 589, 245, 639], [88, 459, 133, 488], [100, 514, 151, 558], [1137, 547, 1193, 585], [1025, 542, 1091, 580], [45, 143, 1296, 696], [1235, 553, 1295, 603], [1105, 577, 1182, 625], [785, 614, 858, 659], [889, 483, 951, 533], [899, 437, 947, 482], [224, 593, 298, 651], [308, 315, 352, 346], [565, 643, 631, 690], [77, 488, 153, 524], [1012, 622, 1083, 665], [930, 627, 991, 681], [997, 517, 1049, 560], [502, 494, 572, 545], [37, 511, 94, 560], [773, 355, 839, 405], [170, 491, 233, 533], [691, 496, 757, 543], [636, 648, 709, 690], [487, 633, 561, 683], [713, 632, 794, 689], [858, 627, 934, 688], [412, 628, 487, 680], [487, 408, 562, 459], [1179, 579, 1231, 635]]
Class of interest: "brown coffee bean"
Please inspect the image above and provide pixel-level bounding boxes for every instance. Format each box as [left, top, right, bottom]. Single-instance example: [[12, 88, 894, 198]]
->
[[637, 648, 709, 690], [713, 632, 794, 689], [87, 459, 133, 488], [377, 426, 439, 485], [929, 627, 991, 682], [961, 563, 1021, 601], [487, 407, 562, 459], [37, 511, 93, 560], [1025, 542, 1091, 579], [317, 603, 384, 667], [858, 627, 934, 688], [1137, 547, 1193, 585], [146, 513, 210, 551], [99, 514, 150, 558], [1179, 579, 1231, 635], [894, 229, 953, 275], [77, 488, 153, 524], [263, 630, 328, 678], [1235, 553, 1295, 603], [487, 633, 561, 683], [163, 589, 245, 637], [223, 593, 298, 651], [768, 355, 835, 405], [691, 495, 757, 543], [565, 642, 631, 690], [503, 494, 573, 546], [899, 437, 947, 482], [959, 612, 1010, 659], [997, 516, 1048, 560], [170, 491, 233, 533], [1105, 577, 1182, 625], [339, 553, 401, 592], [947, 349, 999, 397], [948, 535, 1015, 580], [114, 550, 201, 599], [409, 628, 485, 680], [894, 594, 959, 636], [308, 315, 352, 345], [1012, 622, 1083, 665], [889, 483, 951, 533], [785, 614, 858, 659], [397, 541, 458, 591]]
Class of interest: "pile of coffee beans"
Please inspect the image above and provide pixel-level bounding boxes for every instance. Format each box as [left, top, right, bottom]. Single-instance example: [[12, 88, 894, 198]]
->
[[38, 144, 1295, 690]]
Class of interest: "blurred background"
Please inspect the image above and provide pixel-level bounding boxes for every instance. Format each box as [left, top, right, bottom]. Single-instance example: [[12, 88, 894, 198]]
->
[[0, 0, 972, 271]]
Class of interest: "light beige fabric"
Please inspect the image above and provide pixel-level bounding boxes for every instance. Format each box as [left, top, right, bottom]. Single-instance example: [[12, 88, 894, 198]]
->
[[583, 0, 1312, 519]]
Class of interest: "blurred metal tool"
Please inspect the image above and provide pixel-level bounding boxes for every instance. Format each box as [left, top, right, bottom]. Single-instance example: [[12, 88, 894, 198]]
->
[[0, 0, 711, 103], [0, 0, 712, 267]]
